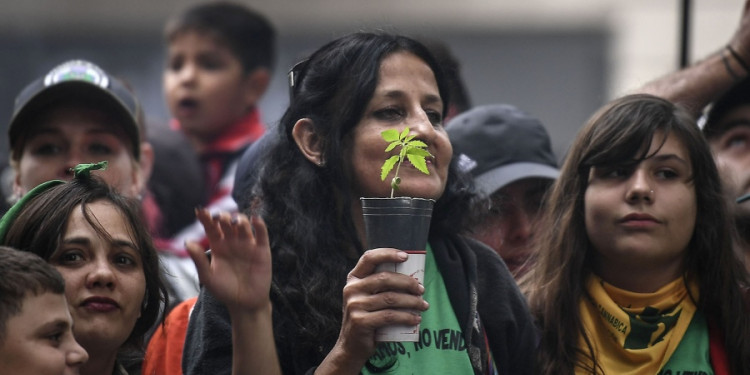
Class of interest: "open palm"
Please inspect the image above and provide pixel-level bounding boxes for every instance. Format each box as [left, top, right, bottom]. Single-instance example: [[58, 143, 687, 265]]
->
[[187, 208, 272, 313]]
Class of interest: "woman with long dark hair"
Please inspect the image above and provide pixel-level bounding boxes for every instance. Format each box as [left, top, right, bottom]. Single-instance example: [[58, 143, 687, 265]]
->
[[183, 32, 536, 375]]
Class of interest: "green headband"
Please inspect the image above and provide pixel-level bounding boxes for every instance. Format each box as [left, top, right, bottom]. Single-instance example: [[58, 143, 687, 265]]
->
[[0, 161, 108, 243]]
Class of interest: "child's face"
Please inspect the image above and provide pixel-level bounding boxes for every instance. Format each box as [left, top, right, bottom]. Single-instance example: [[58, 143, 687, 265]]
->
[[49, 200, 147, 352], [164, 30, 257, 144], [0, 292, 88, 375]]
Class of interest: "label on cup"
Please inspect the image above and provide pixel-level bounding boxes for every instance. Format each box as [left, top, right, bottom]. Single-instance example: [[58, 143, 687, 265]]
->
[[374, 250, 426, 342]]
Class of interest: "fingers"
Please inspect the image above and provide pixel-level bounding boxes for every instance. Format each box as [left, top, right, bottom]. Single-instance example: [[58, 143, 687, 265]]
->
[[195, 208, 224, 240], [186, 240, 211, 285], [348, 248, 408, 280], [346, 289, 429, 314], [341, 248, 428, 335], [345, 268, 424, 297], [195, 208, 258, 244], [249, 215, 269, 247]]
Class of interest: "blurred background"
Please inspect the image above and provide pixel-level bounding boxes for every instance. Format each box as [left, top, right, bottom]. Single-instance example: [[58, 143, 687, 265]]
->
[[0, 0, 744, 161]]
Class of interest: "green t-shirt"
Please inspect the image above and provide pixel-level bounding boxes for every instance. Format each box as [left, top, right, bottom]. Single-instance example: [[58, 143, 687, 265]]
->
[[657, 311, 713, 375], [362, 244, 475, 374]]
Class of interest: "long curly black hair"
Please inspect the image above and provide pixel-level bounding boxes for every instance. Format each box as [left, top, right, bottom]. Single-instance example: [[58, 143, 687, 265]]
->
[[250, 31, 476, 361]]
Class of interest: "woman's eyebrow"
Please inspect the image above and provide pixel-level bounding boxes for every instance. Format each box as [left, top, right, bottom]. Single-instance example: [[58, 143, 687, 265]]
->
[[649, 153, 690, 167]]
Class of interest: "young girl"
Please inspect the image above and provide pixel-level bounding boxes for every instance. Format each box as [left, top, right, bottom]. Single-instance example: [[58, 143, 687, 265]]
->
[[523, 94, 750, 374], [0, 163, 168, 375]]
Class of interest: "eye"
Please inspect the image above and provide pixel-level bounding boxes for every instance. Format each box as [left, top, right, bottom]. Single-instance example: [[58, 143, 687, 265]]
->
[[198, 55, 225, 71], [30, 142, 63, 157], [523, 193, 545, 216], [87, 142, 114, 156], [726, 134, 749, 150], [47, 331, 63, 345], [720, 127, 750, 152], [114, 253, 137, 267], [425, 109, 443, 127], [487, 195, 511, 216], [374, 107, 404, 122], [655, 168, 679, 179], [599, 165, 632, 179], [167, 53, 185, 72], [55, 251, 85, 266]]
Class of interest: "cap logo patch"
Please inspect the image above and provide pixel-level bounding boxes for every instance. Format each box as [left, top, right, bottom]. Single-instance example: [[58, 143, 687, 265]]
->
[[456, 153, 478, 173], [43, 60, 110, 88]]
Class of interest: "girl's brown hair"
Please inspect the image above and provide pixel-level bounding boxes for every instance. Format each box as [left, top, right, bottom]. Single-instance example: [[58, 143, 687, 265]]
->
[[522, 94, 750, 374]]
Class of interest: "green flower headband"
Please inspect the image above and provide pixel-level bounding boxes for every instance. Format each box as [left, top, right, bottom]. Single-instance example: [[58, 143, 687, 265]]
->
[[0, 161, 108, 243]]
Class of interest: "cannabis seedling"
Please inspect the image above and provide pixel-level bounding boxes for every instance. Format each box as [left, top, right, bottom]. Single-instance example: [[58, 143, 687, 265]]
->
[[380, 127, 433, 198]]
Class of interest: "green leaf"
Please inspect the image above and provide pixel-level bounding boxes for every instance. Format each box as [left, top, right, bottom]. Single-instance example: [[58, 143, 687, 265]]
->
[[381, 155, 399, 180], [408, 140, 428, 149], [384, 141, 399, 152], [381, 129, 400, 142], [407, 153, 430, 175], [406, 147, 432, 158], [399, 127, 410, 140]]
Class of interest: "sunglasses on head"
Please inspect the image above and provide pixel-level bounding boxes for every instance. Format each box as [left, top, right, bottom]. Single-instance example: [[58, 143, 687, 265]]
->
[[287, 58, 309, 103]]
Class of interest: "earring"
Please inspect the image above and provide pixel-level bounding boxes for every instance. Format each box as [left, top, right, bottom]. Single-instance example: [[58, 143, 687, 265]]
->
[[318, 159, 326, 167]]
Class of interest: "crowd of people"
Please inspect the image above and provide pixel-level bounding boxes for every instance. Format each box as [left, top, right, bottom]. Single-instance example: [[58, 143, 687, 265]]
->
[[2, 1, 750, 374]]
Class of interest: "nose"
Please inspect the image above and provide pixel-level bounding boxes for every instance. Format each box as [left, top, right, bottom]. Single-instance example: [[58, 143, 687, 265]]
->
[[177, 62, 197, 86], [408, 107, 438, 143], [65, 339, 89, 373], [85, 257, 116, 290], [505, 205, 533, 244], [62, 150, 84, 178], [625, 169, 654, 203]]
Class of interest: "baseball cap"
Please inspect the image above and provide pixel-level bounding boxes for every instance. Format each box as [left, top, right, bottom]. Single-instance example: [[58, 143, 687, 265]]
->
[[446, 104, 559, 196], [8, 59, 142, 160]]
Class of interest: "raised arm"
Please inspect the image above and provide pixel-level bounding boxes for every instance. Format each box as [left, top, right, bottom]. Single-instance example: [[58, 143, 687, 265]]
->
[[638, 0, 750, 116], [186, 208, 281, 375]]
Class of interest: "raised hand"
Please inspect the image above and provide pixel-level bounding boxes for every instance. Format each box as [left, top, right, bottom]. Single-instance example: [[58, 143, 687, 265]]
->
[[186, 208, 272, 314]]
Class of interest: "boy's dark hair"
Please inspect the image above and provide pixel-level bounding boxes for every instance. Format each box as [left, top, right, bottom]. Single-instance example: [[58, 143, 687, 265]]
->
[[0, 246, 65, 343], [165, 1, 276, 73]]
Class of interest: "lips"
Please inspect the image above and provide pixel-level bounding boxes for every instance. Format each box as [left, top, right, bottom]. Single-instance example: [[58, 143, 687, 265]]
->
[[620, 213, 660, 223], [178, 98, 198, 108], [619, 213, 661, 229], [81, 296, 119, 313], [174, 98, 199, 118]]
